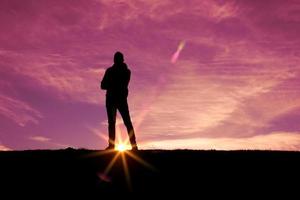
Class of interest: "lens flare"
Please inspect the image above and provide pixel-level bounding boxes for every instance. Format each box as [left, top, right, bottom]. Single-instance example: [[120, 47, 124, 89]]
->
[[116, 143, 131, 152], [88, 119, 156, 190], [171, 40, 185, 63]]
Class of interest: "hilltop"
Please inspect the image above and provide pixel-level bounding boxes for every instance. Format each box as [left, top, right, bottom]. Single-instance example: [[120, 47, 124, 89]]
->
[[0, 149, 299, 198]]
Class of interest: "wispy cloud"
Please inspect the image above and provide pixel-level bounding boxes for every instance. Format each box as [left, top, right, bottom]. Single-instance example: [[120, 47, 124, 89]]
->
[[29, 136, 51, 142], [29, 135, 69, 148], [143, 132, 300, 151], [0, 144, 11, 151], [0, 95, 42, 126], [97, 0, 239, 29], [1, 51, 106, 104], [135, 58, 296, 139]]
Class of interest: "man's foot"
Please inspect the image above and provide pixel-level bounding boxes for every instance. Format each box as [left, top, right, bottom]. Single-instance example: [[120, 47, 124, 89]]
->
[[105, 145, 114, 150], [131, 146, 138, 151]]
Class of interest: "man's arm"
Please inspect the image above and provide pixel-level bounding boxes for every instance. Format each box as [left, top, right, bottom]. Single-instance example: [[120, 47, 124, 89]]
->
[[125, 69, 131, 88], [101, 70, 109, 90]]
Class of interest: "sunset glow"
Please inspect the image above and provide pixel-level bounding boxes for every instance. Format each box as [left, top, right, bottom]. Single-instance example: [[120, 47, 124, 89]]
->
[[0, 0, 300, 151], [116, 143, 130, 152]]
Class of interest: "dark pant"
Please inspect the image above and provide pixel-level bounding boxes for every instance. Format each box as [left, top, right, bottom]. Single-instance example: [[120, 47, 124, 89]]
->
[[106, 96, 137, 148]]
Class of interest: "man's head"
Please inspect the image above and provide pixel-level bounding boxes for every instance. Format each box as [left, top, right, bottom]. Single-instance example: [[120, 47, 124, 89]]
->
[[114, 51, 124, 64]]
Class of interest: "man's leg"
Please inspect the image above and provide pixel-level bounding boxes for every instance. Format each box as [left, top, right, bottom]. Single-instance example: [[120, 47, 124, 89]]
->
[[118, 99, 137, 149], [106, 98, 117, 149]]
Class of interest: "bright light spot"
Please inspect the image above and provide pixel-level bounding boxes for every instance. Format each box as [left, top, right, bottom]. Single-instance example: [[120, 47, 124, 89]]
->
[[171, 40, 186, 63], [116, 144, 130, 152]]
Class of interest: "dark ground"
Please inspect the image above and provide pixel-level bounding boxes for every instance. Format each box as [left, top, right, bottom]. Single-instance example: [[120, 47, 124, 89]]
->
[[0, 149, 299, 198]]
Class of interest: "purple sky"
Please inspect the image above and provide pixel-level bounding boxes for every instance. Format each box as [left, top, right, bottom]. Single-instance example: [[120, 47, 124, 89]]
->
[[1, 0, 300, 150]]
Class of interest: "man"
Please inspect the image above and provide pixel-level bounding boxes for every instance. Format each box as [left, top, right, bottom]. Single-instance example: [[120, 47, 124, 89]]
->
[[101, 52, 138, 150]]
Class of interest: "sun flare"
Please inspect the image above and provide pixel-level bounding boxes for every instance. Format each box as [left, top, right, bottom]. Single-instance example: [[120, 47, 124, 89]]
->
[[115, 143, 130, 152]]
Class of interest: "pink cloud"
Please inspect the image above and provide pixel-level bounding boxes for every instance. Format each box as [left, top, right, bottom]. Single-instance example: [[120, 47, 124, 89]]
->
[[0, 94, 42, 126], [29, 136, 51, 142], [28, 135, 69, 148], [134, 55, 296, 140], [94, 0, 241, 33], [0, 144, 11, 151], [143, 132, 300, 151], [0, 50, 106, 104]]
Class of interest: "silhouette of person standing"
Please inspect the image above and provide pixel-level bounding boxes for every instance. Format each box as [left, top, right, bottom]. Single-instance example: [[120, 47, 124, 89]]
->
[[101, 52, 138, 150]]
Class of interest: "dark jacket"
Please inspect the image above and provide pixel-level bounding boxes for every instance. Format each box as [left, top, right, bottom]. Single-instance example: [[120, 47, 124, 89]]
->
[[101, 63, 131, 98]]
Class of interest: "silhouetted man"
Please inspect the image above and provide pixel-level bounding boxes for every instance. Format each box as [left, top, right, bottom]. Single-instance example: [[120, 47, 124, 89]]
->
[[101, 52, 138, 150]]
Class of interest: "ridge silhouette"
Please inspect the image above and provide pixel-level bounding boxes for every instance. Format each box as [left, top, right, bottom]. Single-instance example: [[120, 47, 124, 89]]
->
[[101, 52, 137, 150], [1, 150, 299, 197]]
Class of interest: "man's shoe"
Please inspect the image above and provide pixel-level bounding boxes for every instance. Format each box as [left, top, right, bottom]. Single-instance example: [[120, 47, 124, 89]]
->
[[131, 146, 138, 151], [105, 146, 114, 150]]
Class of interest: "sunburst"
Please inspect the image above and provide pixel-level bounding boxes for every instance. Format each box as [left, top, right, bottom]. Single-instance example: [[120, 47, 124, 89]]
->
[[89, 123, 155, 190]]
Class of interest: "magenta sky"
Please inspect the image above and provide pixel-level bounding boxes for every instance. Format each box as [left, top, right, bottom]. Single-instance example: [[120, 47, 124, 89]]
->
[[1, 0, 300, 150]]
